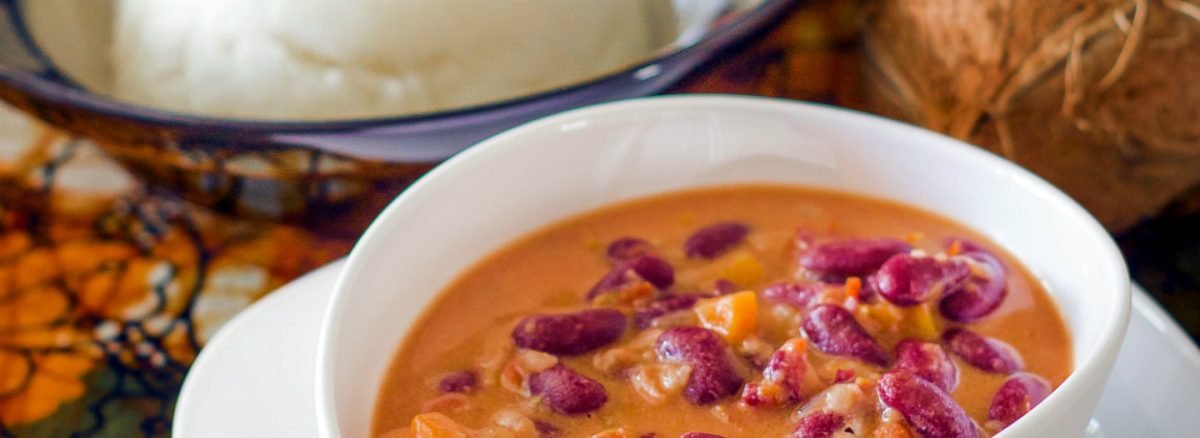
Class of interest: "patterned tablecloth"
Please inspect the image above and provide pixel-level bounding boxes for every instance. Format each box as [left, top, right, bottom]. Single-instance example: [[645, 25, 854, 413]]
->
[[0, 2, 1196, 437]]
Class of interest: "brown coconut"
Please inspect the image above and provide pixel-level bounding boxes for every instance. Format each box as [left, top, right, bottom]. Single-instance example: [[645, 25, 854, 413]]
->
[[864, 0, 1200, 231]]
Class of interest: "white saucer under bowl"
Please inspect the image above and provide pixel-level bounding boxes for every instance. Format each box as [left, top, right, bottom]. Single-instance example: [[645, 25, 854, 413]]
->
[[173, 259, 1200, 437]]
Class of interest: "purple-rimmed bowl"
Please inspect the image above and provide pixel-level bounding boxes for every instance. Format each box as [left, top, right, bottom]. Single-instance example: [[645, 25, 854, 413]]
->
[[0, 0, 795, 220]]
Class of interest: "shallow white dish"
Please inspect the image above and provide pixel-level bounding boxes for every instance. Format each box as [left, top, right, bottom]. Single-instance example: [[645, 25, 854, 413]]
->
[[173, 259, 1200, 437]]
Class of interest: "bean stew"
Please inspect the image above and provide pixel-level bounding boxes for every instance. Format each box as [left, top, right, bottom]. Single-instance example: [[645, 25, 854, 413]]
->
[[372, 186, 1071, 437]]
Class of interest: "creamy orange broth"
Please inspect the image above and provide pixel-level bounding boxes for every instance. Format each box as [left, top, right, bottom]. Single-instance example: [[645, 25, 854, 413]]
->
[[372, 185, 1072, 437]]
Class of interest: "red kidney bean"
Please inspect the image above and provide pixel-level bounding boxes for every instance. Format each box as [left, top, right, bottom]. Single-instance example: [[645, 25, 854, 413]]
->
[[587, 267, 643, 300], [630, 255, 675, 289], [528, 364, 608, 415], [713, 278, 739, 296], [834, 369, 855, 383], [763, 346, 808, 393], [587, 255, 675, 300], [877, 370, 978, 438], [680, 433, 725, 438], [607, 237, 656, 264], [684, 222, 750, 259], [988, 372, 1052, 429], [802, 304, 888, 366], [742, 341, 812, 406], [634, 294, 701, 328], [740, 383, 769, 407], [534, 420, 559, 437], [946, 238, 989, 255], [939, 250, 1008, 322], [894, 339, 959, 393], [762, 282, 822, 308], [858, 278, 880, 302], [512, 308, 627, 356], [943, 328, 1024, 374], [656, 327, 745, 405], [791, 412, 846, 438], [437, 370, 477, 394], [871, 254, 970, 306], [797, 238, 912, 279]]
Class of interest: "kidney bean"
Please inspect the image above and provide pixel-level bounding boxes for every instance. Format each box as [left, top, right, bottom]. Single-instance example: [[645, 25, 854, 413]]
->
[[587, 255, 676, 300], [894, 339, 959, 393], [742, 340, 813, 406], [437, 370, 477, 394], [943, 328, 1024, 374], [988, 372, 1052, 429], [791, 412, 846, 438], [512, 308, 627, 356], [680, 433, 725, 438], [684, 222, 750, 259], [871, 254, 970, 306], [587, 267, 644, 300], [801, 304, 888, 366], [797, 238, 911, 279], [946, 238, 989, 255], [939, 250, 1008, 322], [713, 278, 739, 296], [607, 237, 656, 264], [858, 278, 880, 302], [634, 295, 701, 328], [528, 364, 608, 415], [877, 370, 978, 438], [656, 327, 744, 405], [762, 282, 822, 308], [533, 420, 559, 437], [631, 256, 675, 289]]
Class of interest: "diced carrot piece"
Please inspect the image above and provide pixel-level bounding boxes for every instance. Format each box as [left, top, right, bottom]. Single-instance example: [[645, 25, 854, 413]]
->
[[845, 277, 863, 301], [780, 338, 808, 355], [719, 252, 764, 286], [591, 281, 654, 306], [902, 232, 925, 245], [694, 291, 759, 343], [855, 377, 873, 390], [947, 240, 963, 257], [410, 412, 471, 438]]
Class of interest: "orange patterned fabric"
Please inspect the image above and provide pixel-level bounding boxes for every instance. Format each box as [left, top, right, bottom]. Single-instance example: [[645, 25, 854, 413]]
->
[[0, 127, 352, 435], [0, 2, 859, 436]]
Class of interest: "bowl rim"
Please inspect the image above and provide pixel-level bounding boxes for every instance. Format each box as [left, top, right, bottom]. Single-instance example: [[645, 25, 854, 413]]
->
[[315, 94, 1131, 437], [0, 0, 794, 132]]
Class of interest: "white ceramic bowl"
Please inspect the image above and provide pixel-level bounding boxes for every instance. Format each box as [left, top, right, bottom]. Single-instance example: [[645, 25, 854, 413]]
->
[[315, 96, 1131, 437]]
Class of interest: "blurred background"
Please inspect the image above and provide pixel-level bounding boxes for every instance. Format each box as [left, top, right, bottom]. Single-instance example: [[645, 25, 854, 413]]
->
[[0, 0, 1196, 436]]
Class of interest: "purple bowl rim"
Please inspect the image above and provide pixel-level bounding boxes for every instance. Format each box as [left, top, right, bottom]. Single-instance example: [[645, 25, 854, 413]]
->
[[0, 0, 796, 133]]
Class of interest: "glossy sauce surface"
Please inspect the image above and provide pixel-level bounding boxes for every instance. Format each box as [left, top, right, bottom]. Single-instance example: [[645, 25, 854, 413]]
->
[[372, 186, 1072, 437]]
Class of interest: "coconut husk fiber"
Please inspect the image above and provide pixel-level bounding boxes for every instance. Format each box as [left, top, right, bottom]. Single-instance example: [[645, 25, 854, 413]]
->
[[864, 0, 1200, 231]]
